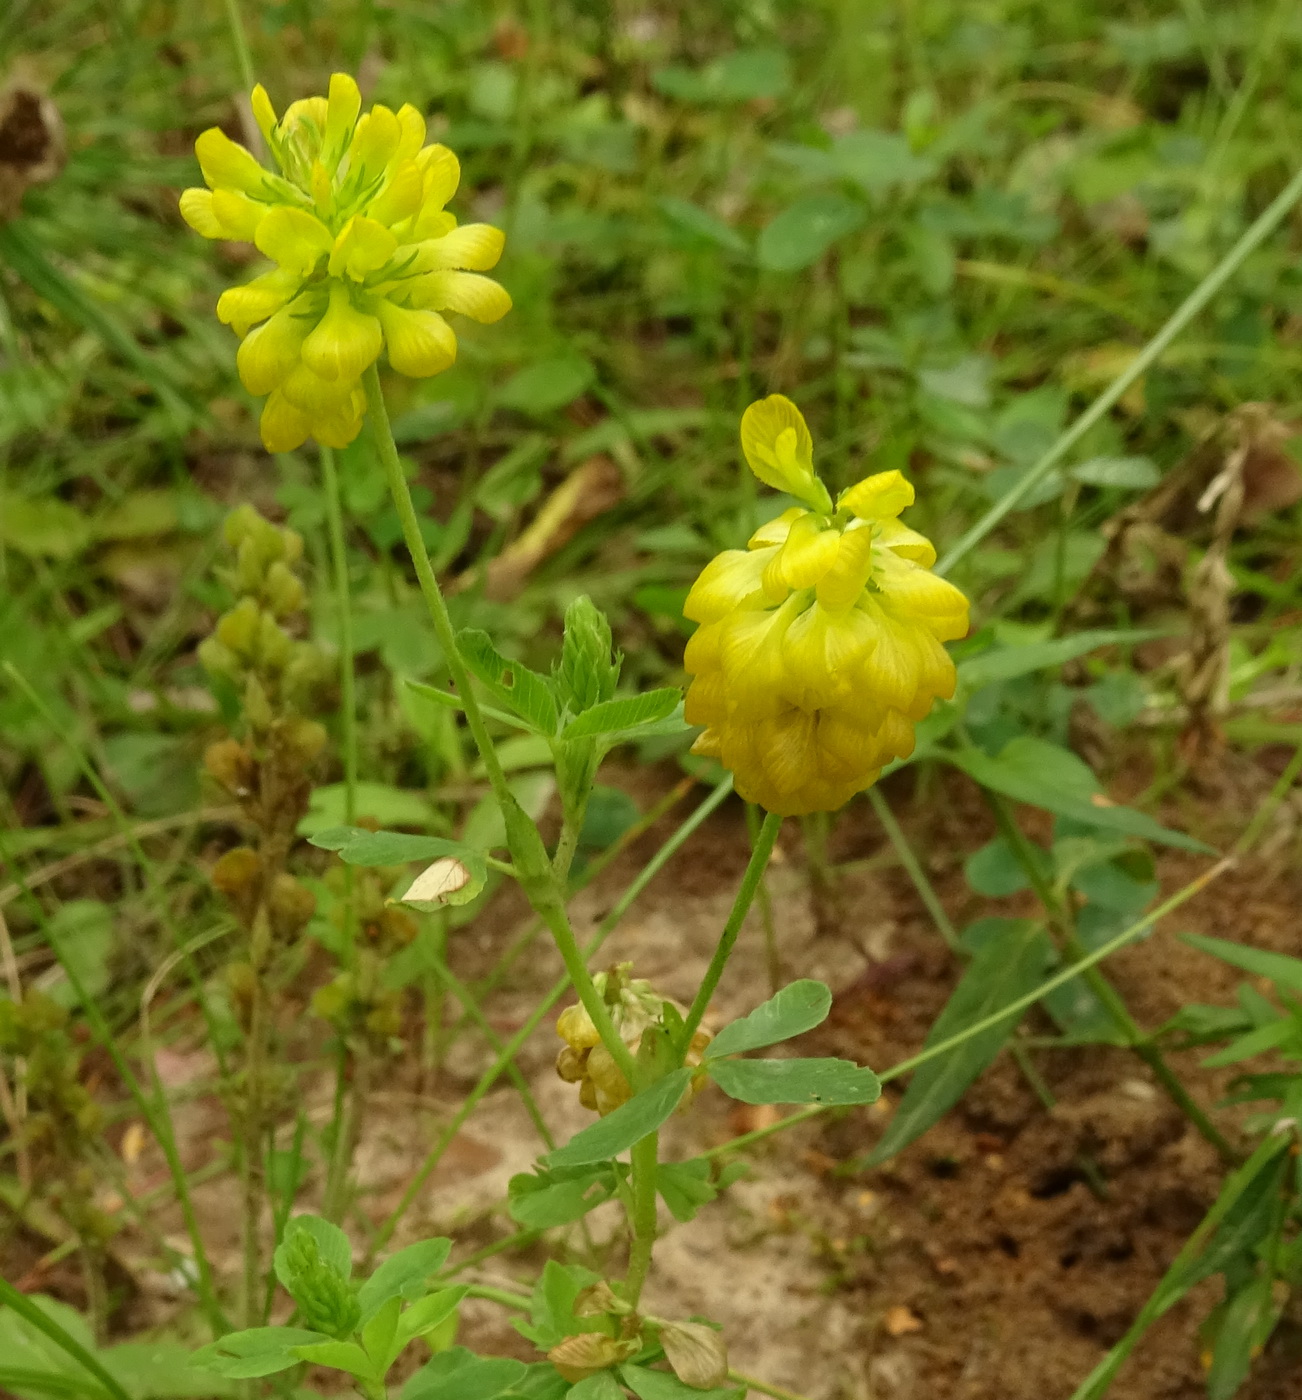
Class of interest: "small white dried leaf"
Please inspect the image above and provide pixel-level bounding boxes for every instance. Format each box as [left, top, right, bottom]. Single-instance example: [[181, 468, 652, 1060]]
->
[[402, 856, 472, 907]]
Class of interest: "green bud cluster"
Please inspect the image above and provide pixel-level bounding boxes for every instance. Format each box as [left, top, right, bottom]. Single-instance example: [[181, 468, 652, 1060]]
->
[[198, 505, 329, 716], [554, 595, 620, 715], [276, 1227, 361, 1338]]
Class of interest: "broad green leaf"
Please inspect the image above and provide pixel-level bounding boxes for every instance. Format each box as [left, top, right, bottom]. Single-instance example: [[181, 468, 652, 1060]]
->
[[546, 1070, 693, 1167], [393, 1287, 467, 1352], [758, 194, 866, 272], [402, 1349, 527, 1400], [580, 786, 641, 851], [652, 48, 790, 103], [102, 1342, 237, 1398], [498, 359, 595, 416], [656, 1159, 721, 1223], [1069, 455, 1159, 488], [957, 630, 1164, 692], [44, 901, 113, 1007], [833, 129, 933, 193], [357, 1238, 452, 1321], [512, 1261, 605, 1350], [864, 921, 1054, 1166], [503, 1363, 570, 1400], [622, 1364, 741, 1400], [457, 630, 559, 735], [192, 1327, 328, 1380], [307, 828, 488, 906], [706, 980, 832, 1059], [658, 198, 750, 256], [1182, 933, 1302, 995], [563, 690, 682, 740], [300, 782, 435, 836], [568, 1373, 624, 1400], [290, 1341, 374, 1379], [708, 1056, 879, 1106], [963, 838, 1032, 897], [361, 1297, 402, 1370], [947, 738, 1212, 852], [508, 1165, 619, 1229], [0, 494, 92, 559]]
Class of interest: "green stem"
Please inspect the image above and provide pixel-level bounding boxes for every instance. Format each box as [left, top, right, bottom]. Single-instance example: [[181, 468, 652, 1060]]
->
[[986, 795, 1238, 1166], [744, 803, 782, 993], [319, 445, 358, 829], [625, 1131, 660, 1305], [364, 364, 635, 1087], [0, 1276, 134, 1400], [220, 0, 257, 95], [367, 776, 734, 1260], [866, 786, 961, 953], [679, 811, 783, 1053], [936, 159, 1302, 577]]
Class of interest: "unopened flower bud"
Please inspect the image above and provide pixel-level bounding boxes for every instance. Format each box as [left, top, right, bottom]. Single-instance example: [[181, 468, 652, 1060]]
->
[[198, 635, 242, 680], [204, 738, 256, 796], [283, 716, 327, 764], [216, 597, 262, 658], [556, 1044, 589, 1084], [244, 675, 273, 730], [255, 612, 293, 670], [264, 560, 306, 618], [211, 847, 262, 923], [226, 961, 257, 1025], [223, 503, 262, 551], [268, 873, 316, 939], [557, 1003, 601, 1050]]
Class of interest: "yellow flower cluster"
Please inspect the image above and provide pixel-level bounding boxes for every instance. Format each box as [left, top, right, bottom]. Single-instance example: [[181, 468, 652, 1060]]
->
[[555, 967, 711, 1116], [180, 73, 510, 452], [683, 396, 969, 816]]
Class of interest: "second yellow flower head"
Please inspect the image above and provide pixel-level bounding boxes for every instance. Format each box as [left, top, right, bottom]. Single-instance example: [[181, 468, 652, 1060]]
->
[[683, 396, 969, 816], [181, 74, 511, 452]]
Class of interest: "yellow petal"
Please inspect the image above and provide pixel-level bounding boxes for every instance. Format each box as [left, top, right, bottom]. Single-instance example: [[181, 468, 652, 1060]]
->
[[300, 282, 383, 382], [748, 507, 804, 550], [739, 394, 824, 505], [195, 127, 267, 194], [179, 188, 224, 238], [260, 390, 311, 453], [877, 559, 969, 639], [255, 206, 334, 276], [328, 215, 398, 280], [279, 362, 353, 416], [314, 396, 367, 448], [217, 268, 303, 336], [759, 708, 819, 798], [236, 300, 312, 395], [683, 619, 725, 675], [346, 103, 401, 186], [839, 469, 915, 521], [376, 301, 457, 378], [814, 707, 874, 782], [412, 224, 506, 271], [765, 514, 842, 592], [683, 548, 770, 623], [250, 84, 278, 146], [816, 524, 875, 612], [781, 604, 878, 710], [857, 602, 924, 713], [405, 270, 512, 322], [875, 517, 936, 566], [395, 104, 427, 163], [367, 160, 425, 226], [211, 188, 267, 241], [280, 96, 329, 147], [683, 671, 727, 728], [416, 144, 460, 208], [324, 73, 362, 163]]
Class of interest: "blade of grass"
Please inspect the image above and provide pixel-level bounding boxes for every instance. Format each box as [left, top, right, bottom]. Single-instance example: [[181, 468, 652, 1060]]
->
[[936, 161, 1302, 577], [0, 1277, 133, 1400]]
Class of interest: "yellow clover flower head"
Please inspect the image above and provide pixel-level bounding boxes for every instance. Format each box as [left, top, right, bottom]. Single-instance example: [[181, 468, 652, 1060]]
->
[[180, 73, 511, 452], [683, 395, 969, 816]]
